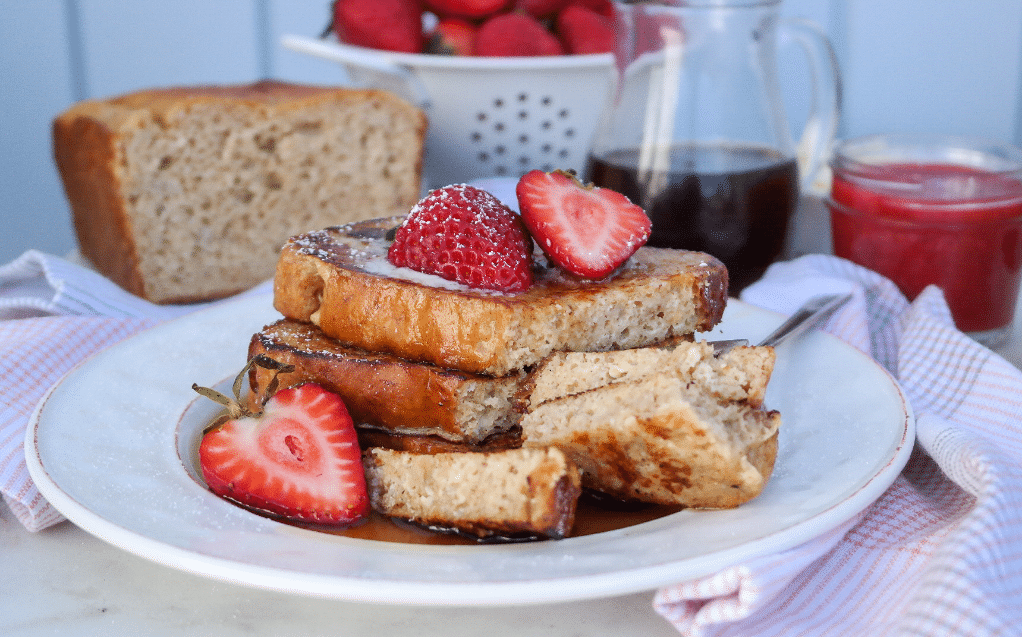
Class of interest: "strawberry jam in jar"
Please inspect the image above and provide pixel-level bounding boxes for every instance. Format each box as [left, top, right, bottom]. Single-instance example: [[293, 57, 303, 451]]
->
[[828, 134, 1022, 347]]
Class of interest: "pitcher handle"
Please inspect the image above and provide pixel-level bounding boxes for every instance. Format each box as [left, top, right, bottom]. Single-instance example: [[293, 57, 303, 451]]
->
[[779, 19, 842, 191]]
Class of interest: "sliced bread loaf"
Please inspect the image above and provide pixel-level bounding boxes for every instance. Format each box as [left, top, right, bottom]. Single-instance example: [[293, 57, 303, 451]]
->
[[54, 81, 427, 303]]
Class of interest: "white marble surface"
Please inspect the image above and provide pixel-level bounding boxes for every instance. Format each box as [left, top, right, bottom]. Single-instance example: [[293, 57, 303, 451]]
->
[[0, 506, 681, 636]]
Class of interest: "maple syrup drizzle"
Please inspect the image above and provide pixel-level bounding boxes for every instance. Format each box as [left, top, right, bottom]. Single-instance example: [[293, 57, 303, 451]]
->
[[293, 493, 684, 545]]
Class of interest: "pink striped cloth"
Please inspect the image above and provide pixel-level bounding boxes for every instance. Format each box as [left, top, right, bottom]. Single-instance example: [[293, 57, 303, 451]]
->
[[0, 250, 270, 531], [655, 255, 1022, 636]]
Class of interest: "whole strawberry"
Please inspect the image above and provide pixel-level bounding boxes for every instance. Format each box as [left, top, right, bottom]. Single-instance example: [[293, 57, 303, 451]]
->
[[425, 17, 477, 56], [475, 13, 565, 57], [517, 0, 571, 19], [194, 357, 368, 525], [388, 184, 534, 292], [569, 0, 614, 19], [425, 0, 512, 19], [516, 169, 651, 279], [557, 4, 615, 54], [332, 0, 423, 53]]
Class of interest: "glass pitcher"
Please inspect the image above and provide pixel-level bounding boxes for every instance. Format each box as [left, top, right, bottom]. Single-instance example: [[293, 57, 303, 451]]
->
[[585, 0, 840, 293]]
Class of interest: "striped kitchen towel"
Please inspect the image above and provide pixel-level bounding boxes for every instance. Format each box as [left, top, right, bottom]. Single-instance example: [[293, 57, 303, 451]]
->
[[654, 254, 1022, 636], [0, 250, 270, 531]]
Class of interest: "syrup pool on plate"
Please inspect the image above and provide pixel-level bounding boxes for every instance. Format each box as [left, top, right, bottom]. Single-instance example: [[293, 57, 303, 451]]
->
[[828, 134, 1022, 346], [299, 496, 684, 546]]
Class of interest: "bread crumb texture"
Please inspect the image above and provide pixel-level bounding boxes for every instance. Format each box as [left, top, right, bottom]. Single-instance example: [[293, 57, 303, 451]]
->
[[523, 341, 776, 410], [520, 345, 780, 508], [363, 446, 581, 538]]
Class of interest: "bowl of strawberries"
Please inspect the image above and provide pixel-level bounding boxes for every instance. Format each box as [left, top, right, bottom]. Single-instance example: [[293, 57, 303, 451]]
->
[[282, 0, 617, 188]]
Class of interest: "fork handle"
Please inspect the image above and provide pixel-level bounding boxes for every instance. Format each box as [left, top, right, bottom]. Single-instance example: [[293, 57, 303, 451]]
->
[[757, 293, 852, 348]]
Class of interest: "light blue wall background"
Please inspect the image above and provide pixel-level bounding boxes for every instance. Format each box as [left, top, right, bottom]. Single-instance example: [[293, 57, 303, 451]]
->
[[4, 0, 1022, 263]]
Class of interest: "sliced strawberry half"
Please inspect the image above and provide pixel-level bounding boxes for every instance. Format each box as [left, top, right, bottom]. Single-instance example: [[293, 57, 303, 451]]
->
[[516, 169, 651, 279], [195, 363, 368, 526]]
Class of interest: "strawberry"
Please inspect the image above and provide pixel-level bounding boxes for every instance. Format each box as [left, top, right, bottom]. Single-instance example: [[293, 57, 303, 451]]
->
[[557, 4, 615, 54], [516, 169, 651, 279], [475, 13, 565, 57], [516, 0, 571, 19], [424, 0, 512, 19], [425, 17, 477, 55], [569, 0, 614, 19], [388, 184, 534, 292], [332, 0, 423, 54], [194, 357, 368, 526]]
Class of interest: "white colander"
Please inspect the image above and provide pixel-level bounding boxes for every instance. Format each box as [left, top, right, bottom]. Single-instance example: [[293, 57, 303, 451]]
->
[[282, 35, 615, 189]]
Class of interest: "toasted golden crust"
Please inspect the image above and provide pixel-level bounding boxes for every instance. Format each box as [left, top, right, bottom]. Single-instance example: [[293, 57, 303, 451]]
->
[[248, 319, 523, 443], [273, 217, 728, 375], [54, 81, 427, 304], [363, 446, 582, 539], [53, 109, 146, 298]]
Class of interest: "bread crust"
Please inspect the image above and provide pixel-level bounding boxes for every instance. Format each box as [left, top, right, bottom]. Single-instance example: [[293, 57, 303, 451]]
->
[[54, 81, 427, 304], [274, 217, 728, 375], [53, 112, 146, 298], [248, 319, 523, 443]]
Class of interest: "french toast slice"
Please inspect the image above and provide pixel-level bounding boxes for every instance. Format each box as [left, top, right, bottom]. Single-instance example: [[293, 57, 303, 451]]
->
[[248, 319, 524, 443], [273, 217, 728, 376], [363, 446, 582, 540], [519, 343, 780, 508], [517, 341, 776, 412], [357, 426, 522, 455]]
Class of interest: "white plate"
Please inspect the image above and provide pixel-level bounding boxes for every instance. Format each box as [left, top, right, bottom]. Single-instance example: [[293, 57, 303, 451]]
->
[[26, 294, 913, 606]]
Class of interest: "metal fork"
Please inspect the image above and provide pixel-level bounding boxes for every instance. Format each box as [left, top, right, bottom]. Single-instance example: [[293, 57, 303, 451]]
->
[[711, 292, 853, 356]]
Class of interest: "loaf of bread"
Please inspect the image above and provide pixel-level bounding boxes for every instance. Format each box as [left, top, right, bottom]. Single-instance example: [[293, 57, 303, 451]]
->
[[519, 342, 780, 508], [53, 81, 427, 304], [249, 318, 523, 443], [363, 446, 581, 539], [273, 217, 728, 376]]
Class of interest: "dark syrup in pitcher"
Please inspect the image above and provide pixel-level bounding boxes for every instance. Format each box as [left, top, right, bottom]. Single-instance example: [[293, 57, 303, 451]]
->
[[586, 144, 799, 294]]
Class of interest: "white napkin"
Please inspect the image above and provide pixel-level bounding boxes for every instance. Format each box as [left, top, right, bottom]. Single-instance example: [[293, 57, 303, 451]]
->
[[655, 254, 1022, 636], [0, 250, 270, 531]]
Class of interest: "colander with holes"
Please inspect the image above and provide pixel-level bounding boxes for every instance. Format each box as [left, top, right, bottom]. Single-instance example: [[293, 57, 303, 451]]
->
[[282, 35, 616, 189]]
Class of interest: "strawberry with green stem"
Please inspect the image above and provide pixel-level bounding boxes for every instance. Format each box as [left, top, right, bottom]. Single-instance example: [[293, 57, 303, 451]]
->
[[193, 355, 369, 526]]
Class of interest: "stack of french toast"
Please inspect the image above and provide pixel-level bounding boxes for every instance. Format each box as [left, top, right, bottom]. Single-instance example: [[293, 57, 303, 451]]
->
[[245, 202, 781, 540]]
